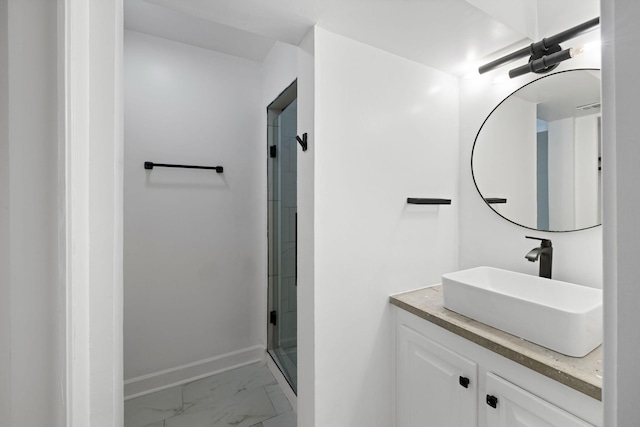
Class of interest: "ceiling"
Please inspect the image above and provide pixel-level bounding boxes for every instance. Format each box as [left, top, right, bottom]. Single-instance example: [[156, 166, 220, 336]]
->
[[515, 70, 601, 121], [124, 0, 599, 76]]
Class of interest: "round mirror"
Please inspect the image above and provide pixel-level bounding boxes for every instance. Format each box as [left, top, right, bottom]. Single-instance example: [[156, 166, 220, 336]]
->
[[472, 69, 601, 232]]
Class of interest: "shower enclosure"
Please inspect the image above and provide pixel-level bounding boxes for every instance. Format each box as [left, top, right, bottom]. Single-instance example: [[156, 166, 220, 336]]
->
[[267, 82, 297, 393]]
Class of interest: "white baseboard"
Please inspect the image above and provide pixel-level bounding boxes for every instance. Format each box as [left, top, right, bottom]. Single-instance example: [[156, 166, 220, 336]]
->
[[124, 345, 266, 400]]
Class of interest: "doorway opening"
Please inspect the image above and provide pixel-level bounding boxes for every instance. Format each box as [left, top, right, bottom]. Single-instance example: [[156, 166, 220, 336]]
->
[[267, 81, 298, 393]]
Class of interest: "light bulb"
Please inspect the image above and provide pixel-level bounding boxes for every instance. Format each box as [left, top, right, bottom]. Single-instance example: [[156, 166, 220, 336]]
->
[[570, 46, 585, 57]]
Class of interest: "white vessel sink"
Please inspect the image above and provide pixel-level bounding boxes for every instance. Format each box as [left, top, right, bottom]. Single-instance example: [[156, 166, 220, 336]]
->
[[442, 266, 602, 357]]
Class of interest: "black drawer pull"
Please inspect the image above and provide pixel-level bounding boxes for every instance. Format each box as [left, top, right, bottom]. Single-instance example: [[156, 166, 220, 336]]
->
[[486, 394, 498, 408], [459, 376, 470, 388]]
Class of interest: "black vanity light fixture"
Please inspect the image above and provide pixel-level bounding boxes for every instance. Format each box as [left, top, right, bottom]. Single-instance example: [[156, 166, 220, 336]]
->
[[478, 17, 600, 79]]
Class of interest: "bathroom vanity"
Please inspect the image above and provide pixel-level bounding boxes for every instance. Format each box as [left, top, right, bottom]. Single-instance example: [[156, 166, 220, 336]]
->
[[390, 285, 602, 427]]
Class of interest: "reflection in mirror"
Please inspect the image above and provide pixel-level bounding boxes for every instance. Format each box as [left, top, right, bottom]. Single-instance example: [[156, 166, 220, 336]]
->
[[472, 69, 601, 232]]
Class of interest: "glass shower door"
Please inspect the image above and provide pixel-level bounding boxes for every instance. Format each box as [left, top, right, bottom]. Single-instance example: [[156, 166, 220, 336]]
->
[[268, 97, 297, 392]]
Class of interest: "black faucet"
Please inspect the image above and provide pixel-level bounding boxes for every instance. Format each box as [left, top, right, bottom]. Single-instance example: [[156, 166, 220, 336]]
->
[[525, 236, 553, 279]]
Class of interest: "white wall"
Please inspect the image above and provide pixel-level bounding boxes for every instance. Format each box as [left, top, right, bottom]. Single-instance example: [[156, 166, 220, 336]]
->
[[602, 0, 640, 424], [124, 30, 264, 379], [574, 114, 600, 230], [262, 42, 298, 108], [261, 41, 299, 351], [0, 1, 63, 426], [548, 117, 576, 230], [458, 36, 603, 289], [472, 96, 537, 226], [0, 1, 9, 425], [306, 27, 459, 426], [296, 28, 315, 427]]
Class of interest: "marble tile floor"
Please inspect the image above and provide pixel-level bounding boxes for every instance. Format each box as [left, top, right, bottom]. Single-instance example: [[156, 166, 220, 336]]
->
[[125, 362, 296, 427]]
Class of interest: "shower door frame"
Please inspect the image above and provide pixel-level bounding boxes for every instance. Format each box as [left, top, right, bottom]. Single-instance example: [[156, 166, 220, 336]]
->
[[266, 80, 298, 394]]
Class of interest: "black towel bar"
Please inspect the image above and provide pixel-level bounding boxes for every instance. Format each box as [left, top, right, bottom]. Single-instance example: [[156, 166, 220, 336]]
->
[[144, 161, 223, 173]]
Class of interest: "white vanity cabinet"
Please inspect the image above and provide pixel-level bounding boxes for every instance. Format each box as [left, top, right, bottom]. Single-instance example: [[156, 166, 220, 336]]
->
[[397, 322, 478, 427], [485, 373, 594, 427], [394, 308, 602, 427]]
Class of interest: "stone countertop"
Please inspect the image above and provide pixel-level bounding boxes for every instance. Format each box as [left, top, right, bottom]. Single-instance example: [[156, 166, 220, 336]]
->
[[390, 285, 602, 401]]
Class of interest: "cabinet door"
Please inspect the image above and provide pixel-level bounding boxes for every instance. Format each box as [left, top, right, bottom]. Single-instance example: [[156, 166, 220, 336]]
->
[[397, 323, 477, 427], [484, 373, 595, 427]]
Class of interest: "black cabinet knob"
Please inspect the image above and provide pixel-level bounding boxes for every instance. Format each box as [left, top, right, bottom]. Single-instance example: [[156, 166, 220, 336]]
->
[[486, 394, 498, 408], [459, 376, 470, 388]]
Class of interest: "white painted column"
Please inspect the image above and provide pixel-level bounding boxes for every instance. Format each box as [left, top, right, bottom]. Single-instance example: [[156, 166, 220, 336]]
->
[[309, 27, 459, 427], [0, 1, 10, 426], [296, 27, 316, 427], [63, 0, 123, 425], [602, 0, 640, 425]]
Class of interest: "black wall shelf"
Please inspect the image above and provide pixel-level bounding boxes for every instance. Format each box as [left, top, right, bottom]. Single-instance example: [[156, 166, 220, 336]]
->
[[407, 198, 452, 205], [144, 161, 223, 173], [485, 198, 507, 204]]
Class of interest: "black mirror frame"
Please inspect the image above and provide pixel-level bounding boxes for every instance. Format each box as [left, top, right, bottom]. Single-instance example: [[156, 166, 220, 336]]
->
[[470, 68, 602, 233]]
